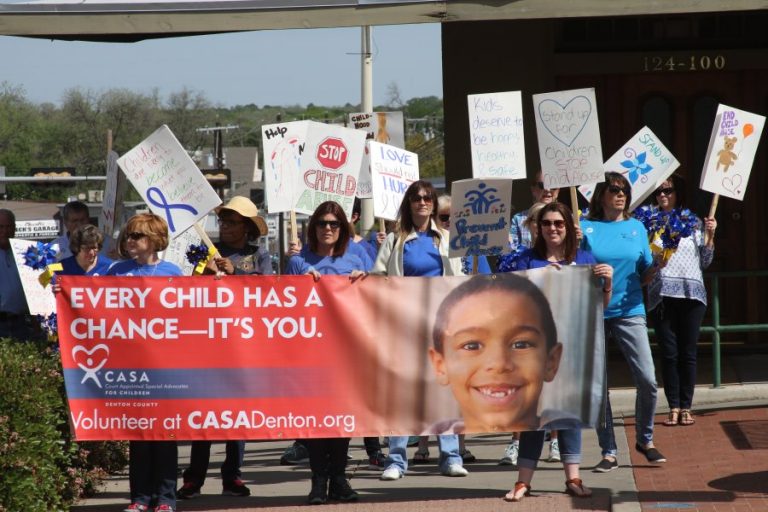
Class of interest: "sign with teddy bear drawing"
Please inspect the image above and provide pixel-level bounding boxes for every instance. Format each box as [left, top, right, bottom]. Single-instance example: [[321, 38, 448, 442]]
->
[[700, 104, 765, 201]]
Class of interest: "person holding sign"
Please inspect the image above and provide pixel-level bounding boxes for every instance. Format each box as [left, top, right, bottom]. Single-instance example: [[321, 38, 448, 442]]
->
[[210, 195, 273, 276], [493, 202, 611, 501], [437, 194, 491, 275], [371, 180, 467, 481], [509, 171, 560, 250], [581, 172, 666, 472], [107, 213, 182, 512], [286, 201, 366, 505], [647, 175, 716, 427]]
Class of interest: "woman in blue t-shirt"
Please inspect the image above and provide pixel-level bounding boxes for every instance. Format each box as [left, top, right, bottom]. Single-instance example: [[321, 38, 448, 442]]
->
[[286, 201, 365, 505], [59, 224, 113, 276], [581, 172, 666, 472], [107, 213, 182, 512], [501, 202, 611, 502]]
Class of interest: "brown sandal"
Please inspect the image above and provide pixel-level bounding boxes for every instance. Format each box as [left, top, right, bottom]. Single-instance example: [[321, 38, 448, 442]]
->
[[565, 478, 592, 498], [664, 408, 680, 426], [680, 409, 695, 426], [504, 481, 531, 502]]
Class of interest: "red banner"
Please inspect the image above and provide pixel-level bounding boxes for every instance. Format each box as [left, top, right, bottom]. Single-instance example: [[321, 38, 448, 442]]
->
[[57, 267, 604, 441]]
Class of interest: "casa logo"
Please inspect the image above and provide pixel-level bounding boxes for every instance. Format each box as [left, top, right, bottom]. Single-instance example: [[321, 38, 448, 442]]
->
[[72, 344, 110, 388]]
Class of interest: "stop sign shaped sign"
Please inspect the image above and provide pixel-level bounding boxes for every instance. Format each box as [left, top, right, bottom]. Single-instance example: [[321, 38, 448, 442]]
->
[[316, 137, 348, 170]]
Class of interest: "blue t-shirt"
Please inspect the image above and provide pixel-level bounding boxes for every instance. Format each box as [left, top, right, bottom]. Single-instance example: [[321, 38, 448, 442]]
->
[[581, 218, 652, 319], [500, 247, 596, 271], [347, 238, 374, 271], [287, 250, 366, 276], [403, 231, 443, 277], [107, 259, 183, 277], [60, 254, 113, 276]]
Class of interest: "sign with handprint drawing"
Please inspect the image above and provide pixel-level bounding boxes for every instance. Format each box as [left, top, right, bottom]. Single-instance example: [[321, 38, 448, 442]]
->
[[700, 104, 765, 201], [533, 87, 604, 188], [579, 126, 680, 211], [370, 141, 419, 221], [449, 178, 512, 258]]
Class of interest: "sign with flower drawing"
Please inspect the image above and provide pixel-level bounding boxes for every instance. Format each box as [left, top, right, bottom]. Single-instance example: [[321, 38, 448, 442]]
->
[[579, 126, 679, 211], [448, 178, 512, 258]]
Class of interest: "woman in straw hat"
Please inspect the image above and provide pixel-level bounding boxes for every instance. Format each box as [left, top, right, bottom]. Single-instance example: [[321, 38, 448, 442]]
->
[[211, 195, 273, 276]]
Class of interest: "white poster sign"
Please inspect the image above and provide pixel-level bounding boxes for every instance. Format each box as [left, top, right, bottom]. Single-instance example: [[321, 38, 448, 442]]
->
[[15, 220, 60, 240], [579, 126, 680, 210], [467, 91, 526, 179], [448, 179, 512, 258], [295, 122, 367, 217], [700, 104, 766, 201], [160, 224, 203, 276], [117, 125, 221, 238], [533, 87, 604, 188], [9, 239, 56, 316], [262, 121, 309, 213], [99, 150, 127, 239], [348, 111, 405, 198], [369, 141, 419, 221]]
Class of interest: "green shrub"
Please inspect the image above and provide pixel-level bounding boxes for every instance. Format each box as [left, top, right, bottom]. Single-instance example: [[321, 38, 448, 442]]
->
[[0, 338, 128, 511]]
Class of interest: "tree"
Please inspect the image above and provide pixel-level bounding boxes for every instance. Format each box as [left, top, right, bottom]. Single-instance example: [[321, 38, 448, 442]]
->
[[162, 88, 213, 149]]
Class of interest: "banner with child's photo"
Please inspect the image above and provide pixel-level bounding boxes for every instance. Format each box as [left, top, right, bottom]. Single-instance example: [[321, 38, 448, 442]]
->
[[57, 266, 604, 441]]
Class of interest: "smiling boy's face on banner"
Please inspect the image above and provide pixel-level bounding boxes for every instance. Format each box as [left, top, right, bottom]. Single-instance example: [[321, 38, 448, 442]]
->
[[429, 289, 562, 432]]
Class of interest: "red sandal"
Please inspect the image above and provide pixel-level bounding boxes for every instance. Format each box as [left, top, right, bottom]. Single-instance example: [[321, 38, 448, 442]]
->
[[565, 478, 592, 498], [504, 481, 531, 502]]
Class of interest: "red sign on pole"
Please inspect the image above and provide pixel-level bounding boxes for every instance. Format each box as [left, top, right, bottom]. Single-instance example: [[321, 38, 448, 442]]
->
[[316, 137, 348, 170]]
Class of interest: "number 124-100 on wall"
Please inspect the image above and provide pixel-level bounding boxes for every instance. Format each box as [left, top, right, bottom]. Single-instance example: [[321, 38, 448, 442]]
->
[[643, 55, 726, 72]]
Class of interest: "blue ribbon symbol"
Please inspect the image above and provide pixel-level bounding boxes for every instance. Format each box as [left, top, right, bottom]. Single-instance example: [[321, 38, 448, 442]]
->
[[146, 186, 198, 232]]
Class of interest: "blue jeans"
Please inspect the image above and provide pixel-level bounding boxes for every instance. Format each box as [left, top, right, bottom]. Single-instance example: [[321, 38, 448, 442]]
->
[[596, 315, 658, 457], [385, 435, 462, 473], [517, 429, 582, 469]]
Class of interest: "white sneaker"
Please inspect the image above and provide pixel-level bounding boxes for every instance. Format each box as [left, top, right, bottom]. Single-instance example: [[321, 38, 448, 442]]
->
[[380, 466, 403, 481], [499, 441, 519, 465], [442, 463, 469, 477], [548, 439, 561, 462]]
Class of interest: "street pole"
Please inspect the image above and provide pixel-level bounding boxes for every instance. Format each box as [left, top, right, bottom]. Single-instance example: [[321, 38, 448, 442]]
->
[[360, 25, 375, 239]]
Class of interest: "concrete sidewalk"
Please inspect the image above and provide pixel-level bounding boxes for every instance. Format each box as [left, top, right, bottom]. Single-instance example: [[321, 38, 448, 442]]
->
[[71, 383, 768, 512]]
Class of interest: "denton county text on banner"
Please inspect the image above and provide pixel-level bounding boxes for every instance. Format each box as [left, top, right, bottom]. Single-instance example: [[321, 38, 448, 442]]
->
[[57, 267, 605, 441]]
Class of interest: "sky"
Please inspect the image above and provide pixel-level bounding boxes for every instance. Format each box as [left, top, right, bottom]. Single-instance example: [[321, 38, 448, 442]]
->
[[0, 23, 443, 108]]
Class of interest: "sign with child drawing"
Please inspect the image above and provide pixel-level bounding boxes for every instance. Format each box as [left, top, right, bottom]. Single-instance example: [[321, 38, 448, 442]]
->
[[348, 111, 405, 198], [699, 104, 765, 201], [262, 121, 309, 214], [369, 141, 419, 221], [578, 126, 680, 210], [448, 178, 512, 258], [533, 88, 604, 188], [467, 91, 526, 179]]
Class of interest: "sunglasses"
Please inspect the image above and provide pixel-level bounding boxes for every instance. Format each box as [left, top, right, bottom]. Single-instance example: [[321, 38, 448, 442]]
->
[[411, 194, 433, 204], [218, 218, 244, 228], [438, 214, 451, 222], [656, 187, 675, 196], [126, 232, 147, 241], [316, 220, 341, 230], [540, 219, 566, 229], [607, 184, 630, 195]]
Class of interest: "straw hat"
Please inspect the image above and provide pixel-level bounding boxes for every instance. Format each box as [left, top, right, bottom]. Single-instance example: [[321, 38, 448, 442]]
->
[[216, 196, 268, 236]]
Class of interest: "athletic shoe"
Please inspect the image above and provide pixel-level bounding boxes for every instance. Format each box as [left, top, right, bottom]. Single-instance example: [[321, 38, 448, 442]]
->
[[123, 505, 148, 512], [380, 466, 404, 480], [328, 475, 359, 501], [222, 479, 251, 496], [280, 441, 309, 465], [548, 439, 561, 462], [635, 443, 667, 463], [593, 457, 618, 472], [499, 441, 519, 465], [441, 463, 469, 477], [176, 482, 201, 500], [367, 451, 387, 469]]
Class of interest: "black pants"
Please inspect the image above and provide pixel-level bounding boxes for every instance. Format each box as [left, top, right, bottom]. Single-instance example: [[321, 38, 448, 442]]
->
[[307, 438, 350, 477], [182, 440, 245, 487], [129, 441, 177, 507], [650, 297, 707, 410], [363, 437, 381, 456]]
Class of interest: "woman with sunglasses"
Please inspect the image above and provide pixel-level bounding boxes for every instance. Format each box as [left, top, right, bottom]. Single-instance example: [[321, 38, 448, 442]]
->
[[500, 202, 611, 501], [108, 213, 182, 512], [647, 174, 716, 427], [286, 201, 366, 505], [582, 172, 666, 473], [372, 180, 467, 481]]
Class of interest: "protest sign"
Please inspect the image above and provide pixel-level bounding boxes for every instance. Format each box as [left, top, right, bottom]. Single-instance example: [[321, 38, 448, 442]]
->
[[9, 238, 57, 316], [448, 178, 512, 258], [700, 104, 766, 201], [295, 122, 366, 218], [579, 126, 680, 210], [160, 224, 205, 276], [262, 121, 309, 213], [117, 125, 221, 238], [99, 150, 127, 240], [533, 88, 604, 188], [369, 141, 419, 221], [467, 91, 526, 179], [348, 112, 405, 198], [57, 267, 604, 441]]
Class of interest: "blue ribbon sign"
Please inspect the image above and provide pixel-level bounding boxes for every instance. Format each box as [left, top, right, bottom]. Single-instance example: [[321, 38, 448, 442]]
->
[[146, 186, 198, 233]]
